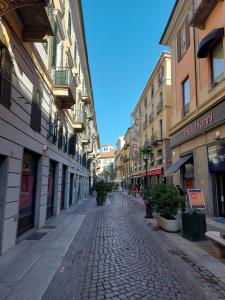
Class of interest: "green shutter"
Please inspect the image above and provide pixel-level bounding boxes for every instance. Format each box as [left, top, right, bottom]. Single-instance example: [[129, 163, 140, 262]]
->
[[52, 22, 57, 68], [0, 49, 12, 109], [30, 88, 42, 133]]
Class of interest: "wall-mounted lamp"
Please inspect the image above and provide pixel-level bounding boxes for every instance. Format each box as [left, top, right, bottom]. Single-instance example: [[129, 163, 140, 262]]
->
[[43, 144, 48, 151], [215, 131, 221, 140]]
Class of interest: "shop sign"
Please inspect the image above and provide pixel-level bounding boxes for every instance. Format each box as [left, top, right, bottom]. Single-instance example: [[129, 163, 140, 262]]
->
[[188, 189, 206, 209], [208, 144, 225, 172], [170, 100, 225, 148]]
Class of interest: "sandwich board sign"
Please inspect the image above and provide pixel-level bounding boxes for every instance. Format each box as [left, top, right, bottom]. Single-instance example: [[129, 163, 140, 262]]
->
[[187, 189, 206, 209]]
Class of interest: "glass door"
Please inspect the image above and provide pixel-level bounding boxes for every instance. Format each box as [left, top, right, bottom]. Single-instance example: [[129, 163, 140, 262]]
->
[[61, 166, 66, 210], [18, 151, 37, 236], [216, 174, 225, 217], [47, 161, 56, 219]]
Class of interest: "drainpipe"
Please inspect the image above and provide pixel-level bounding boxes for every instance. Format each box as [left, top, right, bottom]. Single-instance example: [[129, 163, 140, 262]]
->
[[192, 0, 199, 108]]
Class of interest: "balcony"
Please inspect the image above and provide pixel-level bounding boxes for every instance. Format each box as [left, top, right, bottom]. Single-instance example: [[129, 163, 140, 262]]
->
[[81, 91, 91, 105], [0, 1, 54, 42], [149, 112, 154, 124], [151, 133, 162, 145], [81, 133, 90, 145], [156, 101, 163, 114], [53, 68, 76, 109], [189, 0, 224, 29], [71, 110, 86, 133]]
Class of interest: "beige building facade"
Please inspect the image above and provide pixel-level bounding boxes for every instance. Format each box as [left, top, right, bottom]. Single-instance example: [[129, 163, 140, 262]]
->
[[161, 0, 225, 217], [0, 0, 99, 254], [129, 52, 172, 186]]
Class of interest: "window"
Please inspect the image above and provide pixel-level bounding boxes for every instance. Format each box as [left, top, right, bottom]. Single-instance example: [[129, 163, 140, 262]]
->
[[0, 47, 12, 109], [30, 87, 42, 133], [211, 39, 224, 84], [144, 97, 147, 109], [177, 16, 190, 62], [160, 92, 163, 105], [150, 84, 154, 98], [182, 77, 190, 116], [159, 119, 163, 140], [68, 11, 72, 41], [158, 66, 164, 86]]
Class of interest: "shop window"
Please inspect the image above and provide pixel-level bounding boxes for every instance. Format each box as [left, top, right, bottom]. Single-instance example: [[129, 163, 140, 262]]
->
[[211, 39, 224, 85], [182, 77, 190, 116], [0, 47, 12, 109], [30, 87, 42, 133], [177, 16, 190, 62]]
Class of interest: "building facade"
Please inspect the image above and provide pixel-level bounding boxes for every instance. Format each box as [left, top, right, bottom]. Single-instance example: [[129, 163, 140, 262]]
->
[[129, 52, 172, 186], [96, 145, 116, 182], [114, 137, 125, 187], [161, 0, 225, 217], [0, 0, 99, 254]]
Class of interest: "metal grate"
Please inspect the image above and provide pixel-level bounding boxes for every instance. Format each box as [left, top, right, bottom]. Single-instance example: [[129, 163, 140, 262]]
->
[[26, 232, 47, 240]]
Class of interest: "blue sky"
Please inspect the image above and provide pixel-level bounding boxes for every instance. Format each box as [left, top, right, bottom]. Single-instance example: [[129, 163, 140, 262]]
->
[[82, 0, 175, 147]]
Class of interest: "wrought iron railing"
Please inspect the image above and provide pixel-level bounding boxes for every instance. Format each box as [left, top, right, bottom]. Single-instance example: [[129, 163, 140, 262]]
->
[[53, 67, 76, 101]]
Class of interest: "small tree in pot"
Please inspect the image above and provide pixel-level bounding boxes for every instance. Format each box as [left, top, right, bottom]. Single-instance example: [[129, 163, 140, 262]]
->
[[147, 184, 184, 232], [94, 180, 108, 206]]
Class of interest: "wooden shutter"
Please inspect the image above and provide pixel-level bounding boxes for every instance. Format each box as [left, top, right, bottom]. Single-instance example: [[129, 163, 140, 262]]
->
[[177, 30, 181, 62], [185, 16, 190, 50], [68, 133, 76, 156], [53, 113, 58, 144], [52, 22, 57, 68], [0, 49, 12, 109], [30, 88, 41, 132], [58, 122, 63, 149]]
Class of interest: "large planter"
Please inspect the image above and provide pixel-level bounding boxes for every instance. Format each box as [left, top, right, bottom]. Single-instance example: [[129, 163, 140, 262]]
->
[[182, 212, 206, 241], [157, 215, 180, 232]]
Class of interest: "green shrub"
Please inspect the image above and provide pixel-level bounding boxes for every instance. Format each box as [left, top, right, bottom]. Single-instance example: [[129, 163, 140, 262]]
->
[[94, 180, 109, 206], [145, 184, 184, 219]]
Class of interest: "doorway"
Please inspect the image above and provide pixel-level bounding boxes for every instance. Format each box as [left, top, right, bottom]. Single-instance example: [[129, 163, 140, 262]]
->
[[0, 156, 7, 250], [69, 173, 74, 205], [18, 151, 38, 236], [216, 173, 225, 217], [61, 166, 67, 210], [47, 160, 56, 219]]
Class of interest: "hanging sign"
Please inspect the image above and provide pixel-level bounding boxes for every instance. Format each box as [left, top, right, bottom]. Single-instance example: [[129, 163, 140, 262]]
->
[[188, 189, 206, 209]]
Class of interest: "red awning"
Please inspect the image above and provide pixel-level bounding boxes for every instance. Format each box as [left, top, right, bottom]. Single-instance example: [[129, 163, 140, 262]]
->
[[141, 169, 162, 177]]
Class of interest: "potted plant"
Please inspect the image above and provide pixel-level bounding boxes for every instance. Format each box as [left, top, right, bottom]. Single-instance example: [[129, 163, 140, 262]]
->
[[147, 184, 184, 232], [94, 180, 108, 206]]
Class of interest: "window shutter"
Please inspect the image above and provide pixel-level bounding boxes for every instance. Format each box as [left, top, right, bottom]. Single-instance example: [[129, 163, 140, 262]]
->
[[58, 123, 63, 149], [0, 49, 12, 109], [52, 22, 57, 68], [185, 16, 190, 50], [30, 88, 41, 132], [53, 113, 58, 144], [64, 130, 68, 153], [177, 31, 181, 62], [68, 133, 76, 156]]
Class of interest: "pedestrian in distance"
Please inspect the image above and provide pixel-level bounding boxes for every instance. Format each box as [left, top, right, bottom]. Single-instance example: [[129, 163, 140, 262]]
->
[[132, 183, 137, 197]]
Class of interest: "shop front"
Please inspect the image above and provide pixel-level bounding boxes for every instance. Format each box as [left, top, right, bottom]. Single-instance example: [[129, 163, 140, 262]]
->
[[61, 165, 67, 210], [141, 169, 163, 185], [18, 150, 38, 236], [168, 99, 225, 216], [208, 143, 225, 217], [47, 160, 56, 219]]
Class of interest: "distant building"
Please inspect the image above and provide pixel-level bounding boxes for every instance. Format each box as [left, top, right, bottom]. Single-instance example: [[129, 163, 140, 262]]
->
[[96, 145, 116, 181]]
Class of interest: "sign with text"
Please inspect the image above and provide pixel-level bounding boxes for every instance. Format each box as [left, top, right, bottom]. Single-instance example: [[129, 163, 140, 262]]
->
[[188, 189, 206, 209]]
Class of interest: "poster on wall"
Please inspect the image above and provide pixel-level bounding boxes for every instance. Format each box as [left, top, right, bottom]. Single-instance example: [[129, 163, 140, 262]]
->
[[187, 189, 206, 209]]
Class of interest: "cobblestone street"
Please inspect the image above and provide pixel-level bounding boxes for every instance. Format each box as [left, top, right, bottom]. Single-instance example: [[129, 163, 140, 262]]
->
[[42, 193, 223, 300]]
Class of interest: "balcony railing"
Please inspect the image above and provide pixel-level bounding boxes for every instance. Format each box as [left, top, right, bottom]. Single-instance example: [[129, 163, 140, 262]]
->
[[149, 112, 154, 124], [0, 1, 54, 42], [151, 133, 163, 145], [71, 110, 86, 132], [189, 0, 223, 29], [81, 90, 90, 105], [156, 101, 163, 114], [53, 68, 76, 109], [81, 133, 90, 145]]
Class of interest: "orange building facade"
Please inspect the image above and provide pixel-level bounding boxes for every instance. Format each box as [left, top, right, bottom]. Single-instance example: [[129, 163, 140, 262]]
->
[[161, 0, 225, 217]]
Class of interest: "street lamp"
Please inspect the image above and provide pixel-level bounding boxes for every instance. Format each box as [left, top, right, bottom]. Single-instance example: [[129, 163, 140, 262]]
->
[[142, 148, 153, 218]]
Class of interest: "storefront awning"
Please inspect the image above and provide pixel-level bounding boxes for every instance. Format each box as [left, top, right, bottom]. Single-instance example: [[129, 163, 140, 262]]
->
[[141, 169, 162, 177], [197, 28, 224, 58], [165, 155, 192, 176]]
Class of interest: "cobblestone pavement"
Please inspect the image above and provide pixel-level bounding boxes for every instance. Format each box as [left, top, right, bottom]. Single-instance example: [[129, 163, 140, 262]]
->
[[42, 192, 224, 300]]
